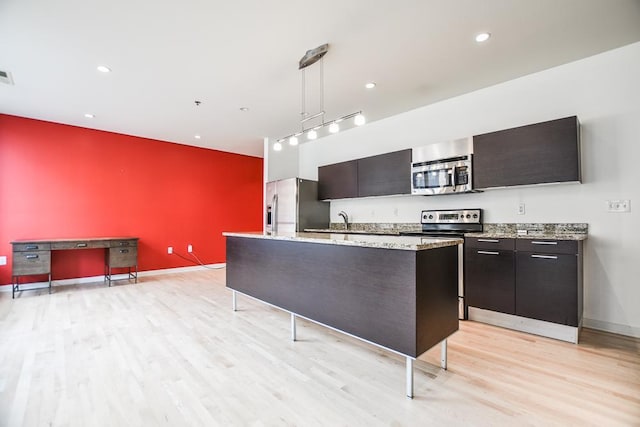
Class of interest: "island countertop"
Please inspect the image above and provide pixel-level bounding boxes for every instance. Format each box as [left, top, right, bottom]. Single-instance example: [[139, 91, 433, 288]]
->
[[222, 231, 463, 251]]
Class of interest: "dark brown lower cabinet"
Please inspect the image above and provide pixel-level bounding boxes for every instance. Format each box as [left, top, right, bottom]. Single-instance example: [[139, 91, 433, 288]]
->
[[515, 251, 580, 327], [465, 236, 583, 328], [465, 246, 515, 314]]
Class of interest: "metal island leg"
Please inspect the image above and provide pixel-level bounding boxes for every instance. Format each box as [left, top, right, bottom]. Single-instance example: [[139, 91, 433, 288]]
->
[[441, 338, 448, 370], [406, 357, 414, 398], [291, 313, 297, 341]]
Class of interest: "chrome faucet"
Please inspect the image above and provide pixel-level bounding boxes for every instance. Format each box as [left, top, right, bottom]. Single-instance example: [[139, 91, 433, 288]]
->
[[338, 211, 349, 230]]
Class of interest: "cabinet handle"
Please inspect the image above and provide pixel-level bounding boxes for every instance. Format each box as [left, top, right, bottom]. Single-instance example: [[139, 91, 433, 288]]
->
[[531, 254, 558, 260], [532, 241, 558, 245], [25, 254, 39, 259], [76, 243, 88, 248], [119, 249, 129, 254], [119, 241, 129, 246], [477, 250, 499, 255], [477, 239, 499, 243], [25, 245, 38, 250]]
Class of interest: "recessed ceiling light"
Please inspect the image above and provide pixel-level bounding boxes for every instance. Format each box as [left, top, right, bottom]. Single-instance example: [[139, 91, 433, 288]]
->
[[475, 32, 491, 43], [194, 134, 201, 139], [84, 113, 94, 118], [365, 82, 376, 89], [96, 65, 111, 73], [239, 107, 249, 112]]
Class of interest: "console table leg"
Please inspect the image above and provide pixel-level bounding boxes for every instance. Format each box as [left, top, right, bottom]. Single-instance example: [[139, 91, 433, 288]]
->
[[232, 290, 237, 311], [291, 313, 297, 342], [441, 338, 448, 370], [48, 273, 52, 294], [406, 357, 414, 399]]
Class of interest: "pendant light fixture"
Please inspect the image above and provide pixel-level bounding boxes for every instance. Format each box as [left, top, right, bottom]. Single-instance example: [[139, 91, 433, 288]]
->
[[273, 44, 366, 151]]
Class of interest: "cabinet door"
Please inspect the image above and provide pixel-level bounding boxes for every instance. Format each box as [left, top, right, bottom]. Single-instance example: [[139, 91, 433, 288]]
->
[[473, 116, 580, 189], [465, 246, 515, 314], [108, 246, 138, 268], [516, 252, 578, 326], [318, 160, 358, 200], [357, 149, 412, 197]]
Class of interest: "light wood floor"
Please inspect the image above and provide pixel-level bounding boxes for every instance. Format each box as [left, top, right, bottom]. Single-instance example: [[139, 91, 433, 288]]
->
[[1, 270, 638, 427]]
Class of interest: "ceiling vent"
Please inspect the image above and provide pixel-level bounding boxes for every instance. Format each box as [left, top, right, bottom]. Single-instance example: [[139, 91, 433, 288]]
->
[[0, 70, 15, 85]]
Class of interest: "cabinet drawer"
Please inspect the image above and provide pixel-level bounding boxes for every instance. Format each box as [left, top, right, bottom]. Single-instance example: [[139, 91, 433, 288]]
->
[[51, 240, 110, 250], [465, 237, 515, 250], [12, 242, 51, 252], [108, 247, 138, 268], [516, 239, 578, 254], [12, 251, 51, 276], [110, 239, 137, 248]]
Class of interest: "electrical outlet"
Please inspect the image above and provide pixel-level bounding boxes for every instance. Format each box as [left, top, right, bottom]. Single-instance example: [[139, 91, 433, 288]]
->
[[517, 203, 526, 215], [0, 256, 6, 266], [167, 246, 173, 254], [607, 200, 631, 213], [187, 244, 193, 253]]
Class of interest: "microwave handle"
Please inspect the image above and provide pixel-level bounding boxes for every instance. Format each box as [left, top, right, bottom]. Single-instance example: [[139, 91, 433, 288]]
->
[[451, 167, 456, 187]]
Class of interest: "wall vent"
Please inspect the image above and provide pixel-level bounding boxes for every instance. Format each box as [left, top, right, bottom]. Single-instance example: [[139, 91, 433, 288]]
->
[[0, 70, 15, 85]]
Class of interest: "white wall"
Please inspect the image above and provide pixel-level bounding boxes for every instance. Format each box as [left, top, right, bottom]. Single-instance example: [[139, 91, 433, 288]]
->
[[287, 42, 640, 337]]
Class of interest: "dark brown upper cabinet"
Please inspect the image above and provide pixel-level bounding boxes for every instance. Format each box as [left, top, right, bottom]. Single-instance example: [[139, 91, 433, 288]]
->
[[318, 149, 411, 200], [357, 149, 411, 197], [318, 159, 358, 200], [473, 116, 581, 189]]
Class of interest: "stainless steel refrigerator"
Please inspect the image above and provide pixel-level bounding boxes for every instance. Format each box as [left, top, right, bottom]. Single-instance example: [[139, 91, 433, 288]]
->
[[265, 178, 329, 233]]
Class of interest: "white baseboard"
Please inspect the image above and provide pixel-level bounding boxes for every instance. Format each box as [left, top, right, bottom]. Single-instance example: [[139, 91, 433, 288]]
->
[[582, 318, 640, 339], [0, 263, 226, 292]]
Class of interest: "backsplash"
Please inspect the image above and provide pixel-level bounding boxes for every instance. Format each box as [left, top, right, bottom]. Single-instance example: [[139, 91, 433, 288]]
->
[[324, 222, 589, 237], [483, 223, 588, 236]]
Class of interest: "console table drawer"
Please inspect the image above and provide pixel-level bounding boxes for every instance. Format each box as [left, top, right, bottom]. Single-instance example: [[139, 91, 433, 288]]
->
[[110, 239, 138, 248], [51, 240, 110, 250], [13, 243, 51, 252], [108, 246, 138, 268], [12, 251, 51, 276]]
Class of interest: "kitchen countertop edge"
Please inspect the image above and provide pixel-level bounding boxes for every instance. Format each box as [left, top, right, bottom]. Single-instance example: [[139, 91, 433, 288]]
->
[[223, 231, 463, 251], [465, 232, 587, 241]]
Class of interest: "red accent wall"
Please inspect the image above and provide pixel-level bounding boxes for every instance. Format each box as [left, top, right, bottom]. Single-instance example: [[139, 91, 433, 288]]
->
[[0, 114, 263, 286]]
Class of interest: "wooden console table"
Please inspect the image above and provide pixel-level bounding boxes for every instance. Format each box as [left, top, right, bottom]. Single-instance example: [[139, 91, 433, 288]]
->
[[10, 237, 139, 298]]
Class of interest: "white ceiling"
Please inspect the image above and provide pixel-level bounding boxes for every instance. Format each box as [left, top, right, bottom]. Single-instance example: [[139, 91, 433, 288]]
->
[[1, 1, 640, 158]]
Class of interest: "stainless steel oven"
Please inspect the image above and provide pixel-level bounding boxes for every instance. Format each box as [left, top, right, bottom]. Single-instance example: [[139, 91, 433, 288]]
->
[[411, 137, 475, 195]]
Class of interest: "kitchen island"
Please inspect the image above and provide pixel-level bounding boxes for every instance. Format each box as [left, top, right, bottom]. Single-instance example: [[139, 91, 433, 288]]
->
[[223, 231, 463, 398]]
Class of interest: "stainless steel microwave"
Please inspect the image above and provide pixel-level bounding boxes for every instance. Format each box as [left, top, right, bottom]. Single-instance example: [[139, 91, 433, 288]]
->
[[411, 138, 474, 195]]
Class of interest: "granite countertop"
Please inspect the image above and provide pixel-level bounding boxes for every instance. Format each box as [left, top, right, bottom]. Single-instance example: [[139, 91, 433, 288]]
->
[[466, 223, 588, 241], [222, 231, 463, 251], [464, 232, 587, 240]]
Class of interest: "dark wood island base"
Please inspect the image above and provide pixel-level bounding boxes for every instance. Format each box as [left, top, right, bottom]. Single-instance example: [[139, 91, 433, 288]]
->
[[224, 232, 462, 398]]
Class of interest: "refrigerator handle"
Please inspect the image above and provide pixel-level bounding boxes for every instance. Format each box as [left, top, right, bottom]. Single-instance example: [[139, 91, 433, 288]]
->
[[272, 194, 278, 233]]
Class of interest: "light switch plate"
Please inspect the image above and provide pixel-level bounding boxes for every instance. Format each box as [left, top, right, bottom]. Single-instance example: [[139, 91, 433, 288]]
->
[[607, 200, 631, 212], [517, 203, 526, 215], [0, 256, 6, 266]]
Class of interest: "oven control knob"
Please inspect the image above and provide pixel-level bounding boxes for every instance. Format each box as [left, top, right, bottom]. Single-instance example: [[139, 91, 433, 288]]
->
[[473, 213, 478, 219], [466, 214, 471, 218], [428, 214, 434, 220]]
